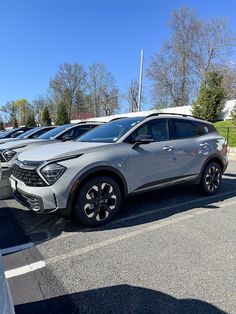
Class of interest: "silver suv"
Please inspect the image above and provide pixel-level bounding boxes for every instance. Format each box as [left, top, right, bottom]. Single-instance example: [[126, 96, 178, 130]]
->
[[10, 114, 228, 226]]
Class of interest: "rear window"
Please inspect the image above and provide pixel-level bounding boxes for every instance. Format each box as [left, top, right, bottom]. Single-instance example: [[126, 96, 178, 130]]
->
[[169, 119, 197, 139], [194, 121, 217, 136]]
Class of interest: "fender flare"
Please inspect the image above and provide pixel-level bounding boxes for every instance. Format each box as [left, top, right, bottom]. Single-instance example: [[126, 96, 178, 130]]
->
[[66, 165, 128, 213]]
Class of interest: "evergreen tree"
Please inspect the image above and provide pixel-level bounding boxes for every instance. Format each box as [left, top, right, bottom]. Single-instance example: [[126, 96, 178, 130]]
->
[[192, 71, 226, 122], [0, 121, 4, 131], [42, 107, 52, 126], [56, 102, 70, 125], [13, 117, 18, 128], [26, 113, 37, 127]]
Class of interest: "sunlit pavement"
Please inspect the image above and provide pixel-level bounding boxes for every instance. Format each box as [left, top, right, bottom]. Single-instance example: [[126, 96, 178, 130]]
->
[[1, 162, 236, 313]]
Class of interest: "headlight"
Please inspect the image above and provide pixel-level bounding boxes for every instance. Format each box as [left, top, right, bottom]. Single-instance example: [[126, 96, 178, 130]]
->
[[3, 150, 17, 161], [40, 163, 66, 185]]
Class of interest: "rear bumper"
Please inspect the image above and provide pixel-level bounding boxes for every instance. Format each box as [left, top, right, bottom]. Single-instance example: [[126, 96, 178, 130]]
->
[[223, 159, 228, 173]]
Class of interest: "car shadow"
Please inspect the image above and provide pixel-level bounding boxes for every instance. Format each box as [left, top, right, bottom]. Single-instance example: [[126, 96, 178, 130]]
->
[[2, 174, 236, 247], [14, 284, 226, 314]]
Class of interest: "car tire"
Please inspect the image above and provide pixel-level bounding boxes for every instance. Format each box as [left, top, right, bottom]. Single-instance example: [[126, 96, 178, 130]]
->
[[73, 176, 121, 227], [200, 162, 222, 195]]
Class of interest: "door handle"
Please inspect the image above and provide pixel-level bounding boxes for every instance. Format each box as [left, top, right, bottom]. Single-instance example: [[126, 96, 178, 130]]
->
[[200, 143, 209, 147], [162, 145, 174, 151]]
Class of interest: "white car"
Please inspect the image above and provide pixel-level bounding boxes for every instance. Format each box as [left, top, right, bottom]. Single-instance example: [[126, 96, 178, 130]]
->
[[0, 251, 15, 314], [0, 122, 103, 171], [0, 126, 56, 145]]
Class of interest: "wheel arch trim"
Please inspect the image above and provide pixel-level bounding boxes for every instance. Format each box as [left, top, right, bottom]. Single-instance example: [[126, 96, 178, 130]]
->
[[66, 166, 128, 213], [197, 154, 225, 184]]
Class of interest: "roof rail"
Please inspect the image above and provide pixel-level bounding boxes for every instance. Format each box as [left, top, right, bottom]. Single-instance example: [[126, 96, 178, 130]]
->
[[145, 112, 207, 121], [109, 117, 129, 122], [76, 121, 105, 124]]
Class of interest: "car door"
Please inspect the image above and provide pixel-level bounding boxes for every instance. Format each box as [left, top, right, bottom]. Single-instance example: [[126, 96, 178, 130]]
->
[[126, 118, 179, 192], [168, 118, 206, 177]]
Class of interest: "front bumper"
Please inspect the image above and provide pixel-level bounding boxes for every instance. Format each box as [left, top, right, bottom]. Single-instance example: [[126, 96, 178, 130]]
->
[[12, 187, 45, 212], [9, 175, 70, 214]]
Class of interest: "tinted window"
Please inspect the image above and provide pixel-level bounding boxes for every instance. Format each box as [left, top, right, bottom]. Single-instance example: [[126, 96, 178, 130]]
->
[[127, 119, 168, 143], [194, 122, 217, 136], [29, 127, 56, 138], [206, 123, 216, 133], [0, 130, 13, 138], [0, 129, 23, 138], [74, 125, 97, 139], [57, 127, 75, 140], [10, 130, 25, 138], [38, 124, 71, 139], [17, 127, 40, 138], [78, 117, 144, 143], [170, 119, 197, 139]]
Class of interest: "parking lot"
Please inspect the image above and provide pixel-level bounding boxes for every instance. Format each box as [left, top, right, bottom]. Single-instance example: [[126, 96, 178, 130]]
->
[[0, 161, 236, 313]]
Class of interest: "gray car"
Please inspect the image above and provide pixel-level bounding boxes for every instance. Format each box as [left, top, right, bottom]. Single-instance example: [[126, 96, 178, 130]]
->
[[10, 114, 228, 226], [0, 251, 15, 314], [0, 122, 103, 170]]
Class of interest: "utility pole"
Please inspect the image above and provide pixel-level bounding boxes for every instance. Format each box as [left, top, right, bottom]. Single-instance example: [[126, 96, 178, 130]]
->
[[137, 49, 144, 112]]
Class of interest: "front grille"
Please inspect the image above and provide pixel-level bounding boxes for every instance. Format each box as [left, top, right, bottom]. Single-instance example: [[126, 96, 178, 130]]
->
[[13, 190, 42, 211], [12, 163, 47, 187]]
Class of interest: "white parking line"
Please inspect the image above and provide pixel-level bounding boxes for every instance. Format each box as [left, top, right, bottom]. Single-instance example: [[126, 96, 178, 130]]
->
[[54, 190, 236, 242], [1, 242, 34, 255], [5, 261, 46, 279], [47, 203, 234, 265], [108, 190, 236, 226], [5, 198, 236, 277]]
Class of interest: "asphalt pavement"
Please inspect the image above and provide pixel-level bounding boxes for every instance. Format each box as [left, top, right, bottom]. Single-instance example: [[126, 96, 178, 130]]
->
[[1, 162, 236, 313]]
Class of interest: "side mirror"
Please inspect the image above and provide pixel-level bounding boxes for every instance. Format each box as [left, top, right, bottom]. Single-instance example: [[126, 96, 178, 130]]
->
[[132, 134, 154, 149], [61, 134, 73, 142]]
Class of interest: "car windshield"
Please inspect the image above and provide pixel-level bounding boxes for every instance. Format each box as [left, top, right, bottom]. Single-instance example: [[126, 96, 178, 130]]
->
[[38, 124, 71, 139], [77, 117, 144, 143], [0, 129, 19, 139], [17, 127, 40, 138]]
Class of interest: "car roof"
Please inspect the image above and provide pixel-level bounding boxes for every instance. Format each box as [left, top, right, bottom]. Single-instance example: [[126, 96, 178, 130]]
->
[[144, 113, 213, 124]]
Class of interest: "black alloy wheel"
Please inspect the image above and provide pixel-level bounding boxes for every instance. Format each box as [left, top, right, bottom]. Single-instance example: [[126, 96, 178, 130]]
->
[[74, 176, 121, 227], [200, 162, 222, 195]]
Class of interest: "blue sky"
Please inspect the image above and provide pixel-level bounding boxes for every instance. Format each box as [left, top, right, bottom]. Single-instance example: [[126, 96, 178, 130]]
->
[[0, 0, 236, 112]]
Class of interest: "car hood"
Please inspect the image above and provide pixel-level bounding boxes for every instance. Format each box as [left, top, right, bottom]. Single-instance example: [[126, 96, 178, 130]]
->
[[0, 138, 23, 145], [18, 141, 113, 161], [0, 138, 46, 150]]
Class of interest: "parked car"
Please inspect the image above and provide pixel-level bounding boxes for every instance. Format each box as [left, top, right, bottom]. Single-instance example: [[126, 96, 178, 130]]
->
[[10, 114, 228, 226], [0, 127, 33, 144], [0, 251, 15, 314], [0, 126, 56, 144], [0, 122, 103, 174]]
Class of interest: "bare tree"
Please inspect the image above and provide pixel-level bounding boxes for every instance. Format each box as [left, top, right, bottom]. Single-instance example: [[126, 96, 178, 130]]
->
[[213, 62, 236, 99], [49, 63, 87, 119], [127, 79, 139, 112], [32, 95, 51, 125], [87, 64, 119, 116], [191, 18, 235, 78], [0, 101, 17, 123], [147, 7, 236, 107]]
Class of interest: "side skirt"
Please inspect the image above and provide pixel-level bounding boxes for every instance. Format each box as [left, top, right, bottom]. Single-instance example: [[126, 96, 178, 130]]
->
[[131, 174, 199, 195]]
